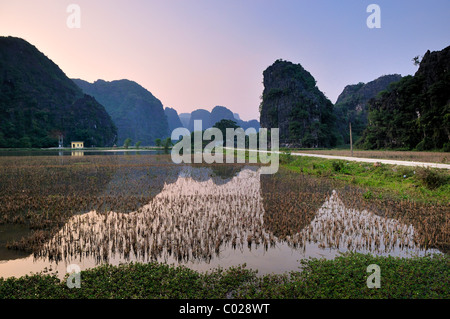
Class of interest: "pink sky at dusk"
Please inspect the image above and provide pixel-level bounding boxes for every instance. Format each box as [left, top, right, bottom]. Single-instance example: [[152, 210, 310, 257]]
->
[[1, 0, 449, 121]]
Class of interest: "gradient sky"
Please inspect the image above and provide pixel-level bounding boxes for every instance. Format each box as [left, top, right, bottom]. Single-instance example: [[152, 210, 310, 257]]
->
[[1, 0, 449, 121]]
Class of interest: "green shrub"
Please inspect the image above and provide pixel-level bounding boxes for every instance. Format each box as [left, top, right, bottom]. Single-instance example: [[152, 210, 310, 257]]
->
[[0, 254, 448, 299], [332, 160, 345, 172], [416, 167, 448, 189]]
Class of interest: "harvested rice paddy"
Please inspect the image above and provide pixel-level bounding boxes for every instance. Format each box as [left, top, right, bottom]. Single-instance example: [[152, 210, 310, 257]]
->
[[0, 153, 447, 280]]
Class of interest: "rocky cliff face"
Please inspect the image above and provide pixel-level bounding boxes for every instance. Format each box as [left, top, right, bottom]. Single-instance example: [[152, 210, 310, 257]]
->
[[415, 47, 450, 87], [334, 74, 402, 144], [359, 45, 450, 150], [336, 74, 402, 106], [73, 79, 168, 146], [0, 36, 117, 148], [164, 107, 183, 133], [259, 59, 337, 147]]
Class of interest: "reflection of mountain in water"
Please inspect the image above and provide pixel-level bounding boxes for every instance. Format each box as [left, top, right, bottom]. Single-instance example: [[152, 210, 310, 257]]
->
[[100, 157, 252, 213], [36, 167, 265, 263], [33, 166, 439, 267], [260, 170, 334, 239], [99, 156, 182, 213], [337, 185, 449, 254], [186, 164, 256, 185], [291, 190, 434, 254]]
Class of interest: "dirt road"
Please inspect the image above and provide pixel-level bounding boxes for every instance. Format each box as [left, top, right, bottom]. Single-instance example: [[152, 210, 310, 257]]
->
[[225, 148, 450, 170]]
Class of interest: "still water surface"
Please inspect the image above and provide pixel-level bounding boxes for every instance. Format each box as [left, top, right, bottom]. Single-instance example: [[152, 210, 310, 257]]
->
[[0, 149, 164, 157], [0, 164, 440, 279]]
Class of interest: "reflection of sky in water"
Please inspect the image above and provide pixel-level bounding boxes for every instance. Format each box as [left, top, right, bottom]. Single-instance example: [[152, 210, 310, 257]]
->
[[0, 167, 441, 279]]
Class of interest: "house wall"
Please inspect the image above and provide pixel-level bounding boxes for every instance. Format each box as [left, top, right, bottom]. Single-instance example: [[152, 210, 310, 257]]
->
[[71, 142, 84, 149]]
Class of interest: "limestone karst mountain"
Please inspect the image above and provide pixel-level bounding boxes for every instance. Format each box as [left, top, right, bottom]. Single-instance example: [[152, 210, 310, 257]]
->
[[333, 74, 402, 145], [73, 78, 169, 146], [259, 59, 337, 147], [359, 45, 450, 150], [164, 107, 184, 133], [0, 36, 117, 148]]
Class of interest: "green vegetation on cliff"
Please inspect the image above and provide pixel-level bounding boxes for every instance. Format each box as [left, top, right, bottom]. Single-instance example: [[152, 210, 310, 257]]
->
[[0, 36, 117, 148], [259, 59, 337, 148], [334, 74, 402, 146], [73, 79, 169, 146], [359, 46, 450, 151]]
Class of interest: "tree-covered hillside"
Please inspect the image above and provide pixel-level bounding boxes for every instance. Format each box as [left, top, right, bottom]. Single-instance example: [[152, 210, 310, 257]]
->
[[0, 36, 117, 148], [73, 79, 168, 146], [334, 74, 402, 145], [358, 46, 450, 151]]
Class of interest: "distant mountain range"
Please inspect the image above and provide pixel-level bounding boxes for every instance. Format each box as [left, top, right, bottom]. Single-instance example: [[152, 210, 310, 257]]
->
[[164, 105, 260, 136], [0, 37, 258, 148], [2, 36, 446, 150], [73, 79, 258, 144], [178, 113, 191, 128], [177, 105, 260, 133]]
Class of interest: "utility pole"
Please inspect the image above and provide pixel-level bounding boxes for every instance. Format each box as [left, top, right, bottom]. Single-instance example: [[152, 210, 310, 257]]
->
[[58, 134, 64, 148], [349, 122, 353, 157]]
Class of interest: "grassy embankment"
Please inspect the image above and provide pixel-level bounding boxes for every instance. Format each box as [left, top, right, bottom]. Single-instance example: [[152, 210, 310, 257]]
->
[[277, 150, 449, 205]]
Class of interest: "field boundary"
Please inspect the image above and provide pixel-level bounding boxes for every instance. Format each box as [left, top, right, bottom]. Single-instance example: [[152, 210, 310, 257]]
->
[[224, 147, 450, 170]]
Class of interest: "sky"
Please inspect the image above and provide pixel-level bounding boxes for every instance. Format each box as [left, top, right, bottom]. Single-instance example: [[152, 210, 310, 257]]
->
[[0, 0, 449, 121]]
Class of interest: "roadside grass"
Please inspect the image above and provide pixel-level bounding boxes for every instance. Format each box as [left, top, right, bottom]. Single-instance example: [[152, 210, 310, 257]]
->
[[283, 148, 450, 164], [0, 253, 447, 299], [225, 147, 449, 203], [279, 154, 450, 204]]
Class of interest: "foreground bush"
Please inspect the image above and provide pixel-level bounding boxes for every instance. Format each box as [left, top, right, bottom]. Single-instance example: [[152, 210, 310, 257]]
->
[[0, 253, 448, 299], [416, 167, 449, 189]]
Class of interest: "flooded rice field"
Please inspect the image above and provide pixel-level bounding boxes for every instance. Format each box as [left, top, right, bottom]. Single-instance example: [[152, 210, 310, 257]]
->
[[0, 155, 447, 279], [0, 149, 164, 157]]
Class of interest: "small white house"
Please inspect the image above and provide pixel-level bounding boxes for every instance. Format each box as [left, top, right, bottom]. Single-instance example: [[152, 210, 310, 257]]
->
[[71, 141, 84, 149]]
